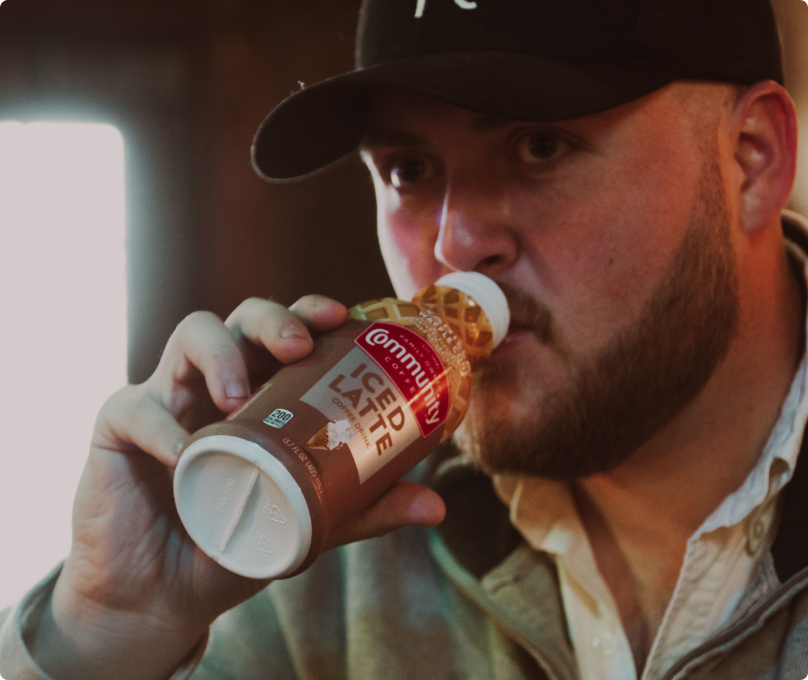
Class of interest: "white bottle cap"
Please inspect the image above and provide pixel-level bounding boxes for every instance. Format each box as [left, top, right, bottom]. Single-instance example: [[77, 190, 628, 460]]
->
[[173, 435, 312, 579], [434, 272, 511, 348]]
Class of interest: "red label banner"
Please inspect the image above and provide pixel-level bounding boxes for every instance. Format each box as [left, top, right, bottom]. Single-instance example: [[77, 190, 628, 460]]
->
[[355, 322, 449, 438]]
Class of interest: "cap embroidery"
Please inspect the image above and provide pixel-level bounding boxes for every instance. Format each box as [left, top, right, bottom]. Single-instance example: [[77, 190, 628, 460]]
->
[[415, 0, 478, 19]]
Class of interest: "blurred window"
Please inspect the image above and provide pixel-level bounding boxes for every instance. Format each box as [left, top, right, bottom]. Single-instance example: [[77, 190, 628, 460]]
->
[[0, 122, 127, 610]]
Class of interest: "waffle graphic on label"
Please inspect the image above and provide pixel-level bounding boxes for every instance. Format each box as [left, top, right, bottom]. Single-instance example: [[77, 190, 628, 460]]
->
[[350, 286, 494, 441], [414, 285, 494, 436], [350, 298, 422, 323], [413, 285, 495, 365]]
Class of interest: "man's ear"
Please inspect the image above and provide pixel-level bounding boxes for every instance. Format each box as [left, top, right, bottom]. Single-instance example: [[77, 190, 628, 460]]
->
[[732, 81, 798, 234]]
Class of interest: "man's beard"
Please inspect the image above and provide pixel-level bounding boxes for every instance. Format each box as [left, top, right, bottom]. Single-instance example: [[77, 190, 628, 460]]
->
[[453, 159, 739, 480]]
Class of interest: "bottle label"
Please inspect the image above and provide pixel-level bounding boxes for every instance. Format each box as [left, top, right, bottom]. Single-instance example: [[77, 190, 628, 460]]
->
[[355, 323, 450, 436], [300, 322, 449, 483]]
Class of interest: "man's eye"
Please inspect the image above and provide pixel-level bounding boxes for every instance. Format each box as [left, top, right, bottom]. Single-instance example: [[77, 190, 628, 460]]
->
[[517, 131, 567, 164], [388, 158, 428, 188]]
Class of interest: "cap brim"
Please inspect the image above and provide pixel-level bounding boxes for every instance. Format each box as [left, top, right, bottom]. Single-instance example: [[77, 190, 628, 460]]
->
[[252, 51, 674, 181]]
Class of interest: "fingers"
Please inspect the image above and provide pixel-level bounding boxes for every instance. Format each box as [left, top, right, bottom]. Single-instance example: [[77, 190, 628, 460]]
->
[[324, 482, 446, 550], [152, 311, 252, 416], [225, 298, 312, 367], [93, 385, 189, 467], [225, 296, 347, 366], [288, 294, 348, 332], [100, 295, 348, 467]]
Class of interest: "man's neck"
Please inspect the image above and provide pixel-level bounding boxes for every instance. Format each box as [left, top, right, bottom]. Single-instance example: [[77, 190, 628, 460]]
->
[[572, 234, 806, 672]]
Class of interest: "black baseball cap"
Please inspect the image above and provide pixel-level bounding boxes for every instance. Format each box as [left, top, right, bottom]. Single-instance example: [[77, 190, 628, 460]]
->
[[252, 0, 784, 182]]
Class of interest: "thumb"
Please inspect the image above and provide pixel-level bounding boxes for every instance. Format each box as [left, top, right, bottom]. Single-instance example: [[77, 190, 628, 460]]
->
[[324, 482, 445, 550]]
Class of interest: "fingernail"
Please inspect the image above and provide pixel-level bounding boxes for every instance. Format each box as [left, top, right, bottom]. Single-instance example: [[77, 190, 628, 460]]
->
[[225, 381, 249, 400], [281, 323, 306, 340], [280, 325, 307, 340]]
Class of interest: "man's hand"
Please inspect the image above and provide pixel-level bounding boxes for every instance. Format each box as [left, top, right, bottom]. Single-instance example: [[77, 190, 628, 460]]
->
[[30, 295, 445, 680]]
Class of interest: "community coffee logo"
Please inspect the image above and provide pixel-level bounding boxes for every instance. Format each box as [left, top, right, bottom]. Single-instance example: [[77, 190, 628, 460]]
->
[[415, 0, 478, 18], [354, 322, 450, 438]]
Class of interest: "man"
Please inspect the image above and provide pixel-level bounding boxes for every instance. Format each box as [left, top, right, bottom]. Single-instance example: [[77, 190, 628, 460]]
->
[[1, 0, 806, 678]]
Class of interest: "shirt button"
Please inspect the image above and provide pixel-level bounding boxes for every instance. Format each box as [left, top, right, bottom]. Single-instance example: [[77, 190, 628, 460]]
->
[[593, 632, 617, 657], [747, 518, 767, 554]]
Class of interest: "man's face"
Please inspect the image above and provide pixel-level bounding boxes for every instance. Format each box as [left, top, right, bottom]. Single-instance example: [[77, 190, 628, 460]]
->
[[360, 85, 740, 479]]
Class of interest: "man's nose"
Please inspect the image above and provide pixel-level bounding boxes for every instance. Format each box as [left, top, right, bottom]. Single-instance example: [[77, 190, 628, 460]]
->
[[433, 173, 519, 277]]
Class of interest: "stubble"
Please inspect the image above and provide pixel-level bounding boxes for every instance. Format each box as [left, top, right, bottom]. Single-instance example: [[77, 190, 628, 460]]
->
[[453, 158, 739, 479]]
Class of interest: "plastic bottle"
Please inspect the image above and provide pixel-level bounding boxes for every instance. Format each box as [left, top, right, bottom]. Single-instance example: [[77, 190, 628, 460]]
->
[[173, 272, 509, 579]]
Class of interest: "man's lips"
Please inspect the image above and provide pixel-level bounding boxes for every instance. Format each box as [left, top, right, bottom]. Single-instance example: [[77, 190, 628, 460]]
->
[[489, 280, 556, 348], [494, 323, 535, 352]]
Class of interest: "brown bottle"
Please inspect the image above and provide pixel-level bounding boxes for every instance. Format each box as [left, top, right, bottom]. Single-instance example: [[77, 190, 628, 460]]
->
[[173, 272, 509, 579]]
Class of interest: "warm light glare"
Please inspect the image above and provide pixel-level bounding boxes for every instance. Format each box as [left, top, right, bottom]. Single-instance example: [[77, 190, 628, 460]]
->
[[0, 122, 127, 610]]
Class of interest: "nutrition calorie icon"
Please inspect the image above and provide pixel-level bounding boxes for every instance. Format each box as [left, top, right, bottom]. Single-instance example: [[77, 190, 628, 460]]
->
[[264, 408, 294, 429]]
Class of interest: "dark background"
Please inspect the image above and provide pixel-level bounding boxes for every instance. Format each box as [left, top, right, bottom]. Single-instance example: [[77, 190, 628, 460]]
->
[[0, 0, 805, 383]]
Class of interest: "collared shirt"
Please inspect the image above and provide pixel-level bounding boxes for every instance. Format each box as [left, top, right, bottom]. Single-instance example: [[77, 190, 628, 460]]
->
[[494, 211, 808, 680], [3, 214, 808, 680]]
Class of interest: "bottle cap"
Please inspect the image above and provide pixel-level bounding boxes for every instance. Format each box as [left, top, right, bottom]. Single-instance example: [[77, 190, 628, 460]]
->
[[173, 435, 312, 579], [434, 272, 510, 348]]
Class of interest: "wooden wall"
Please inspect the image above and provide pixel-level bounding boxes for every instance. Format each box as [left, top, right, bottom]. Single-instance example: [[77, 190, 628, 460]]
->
[[0, 0, 384, 383], [0, 0, 806, 382]]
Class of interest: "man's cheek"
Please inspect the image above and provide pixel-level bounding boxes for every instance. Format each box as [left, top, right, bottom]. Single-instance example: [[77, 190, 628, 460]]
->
[[384, 213, 442, 282]]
